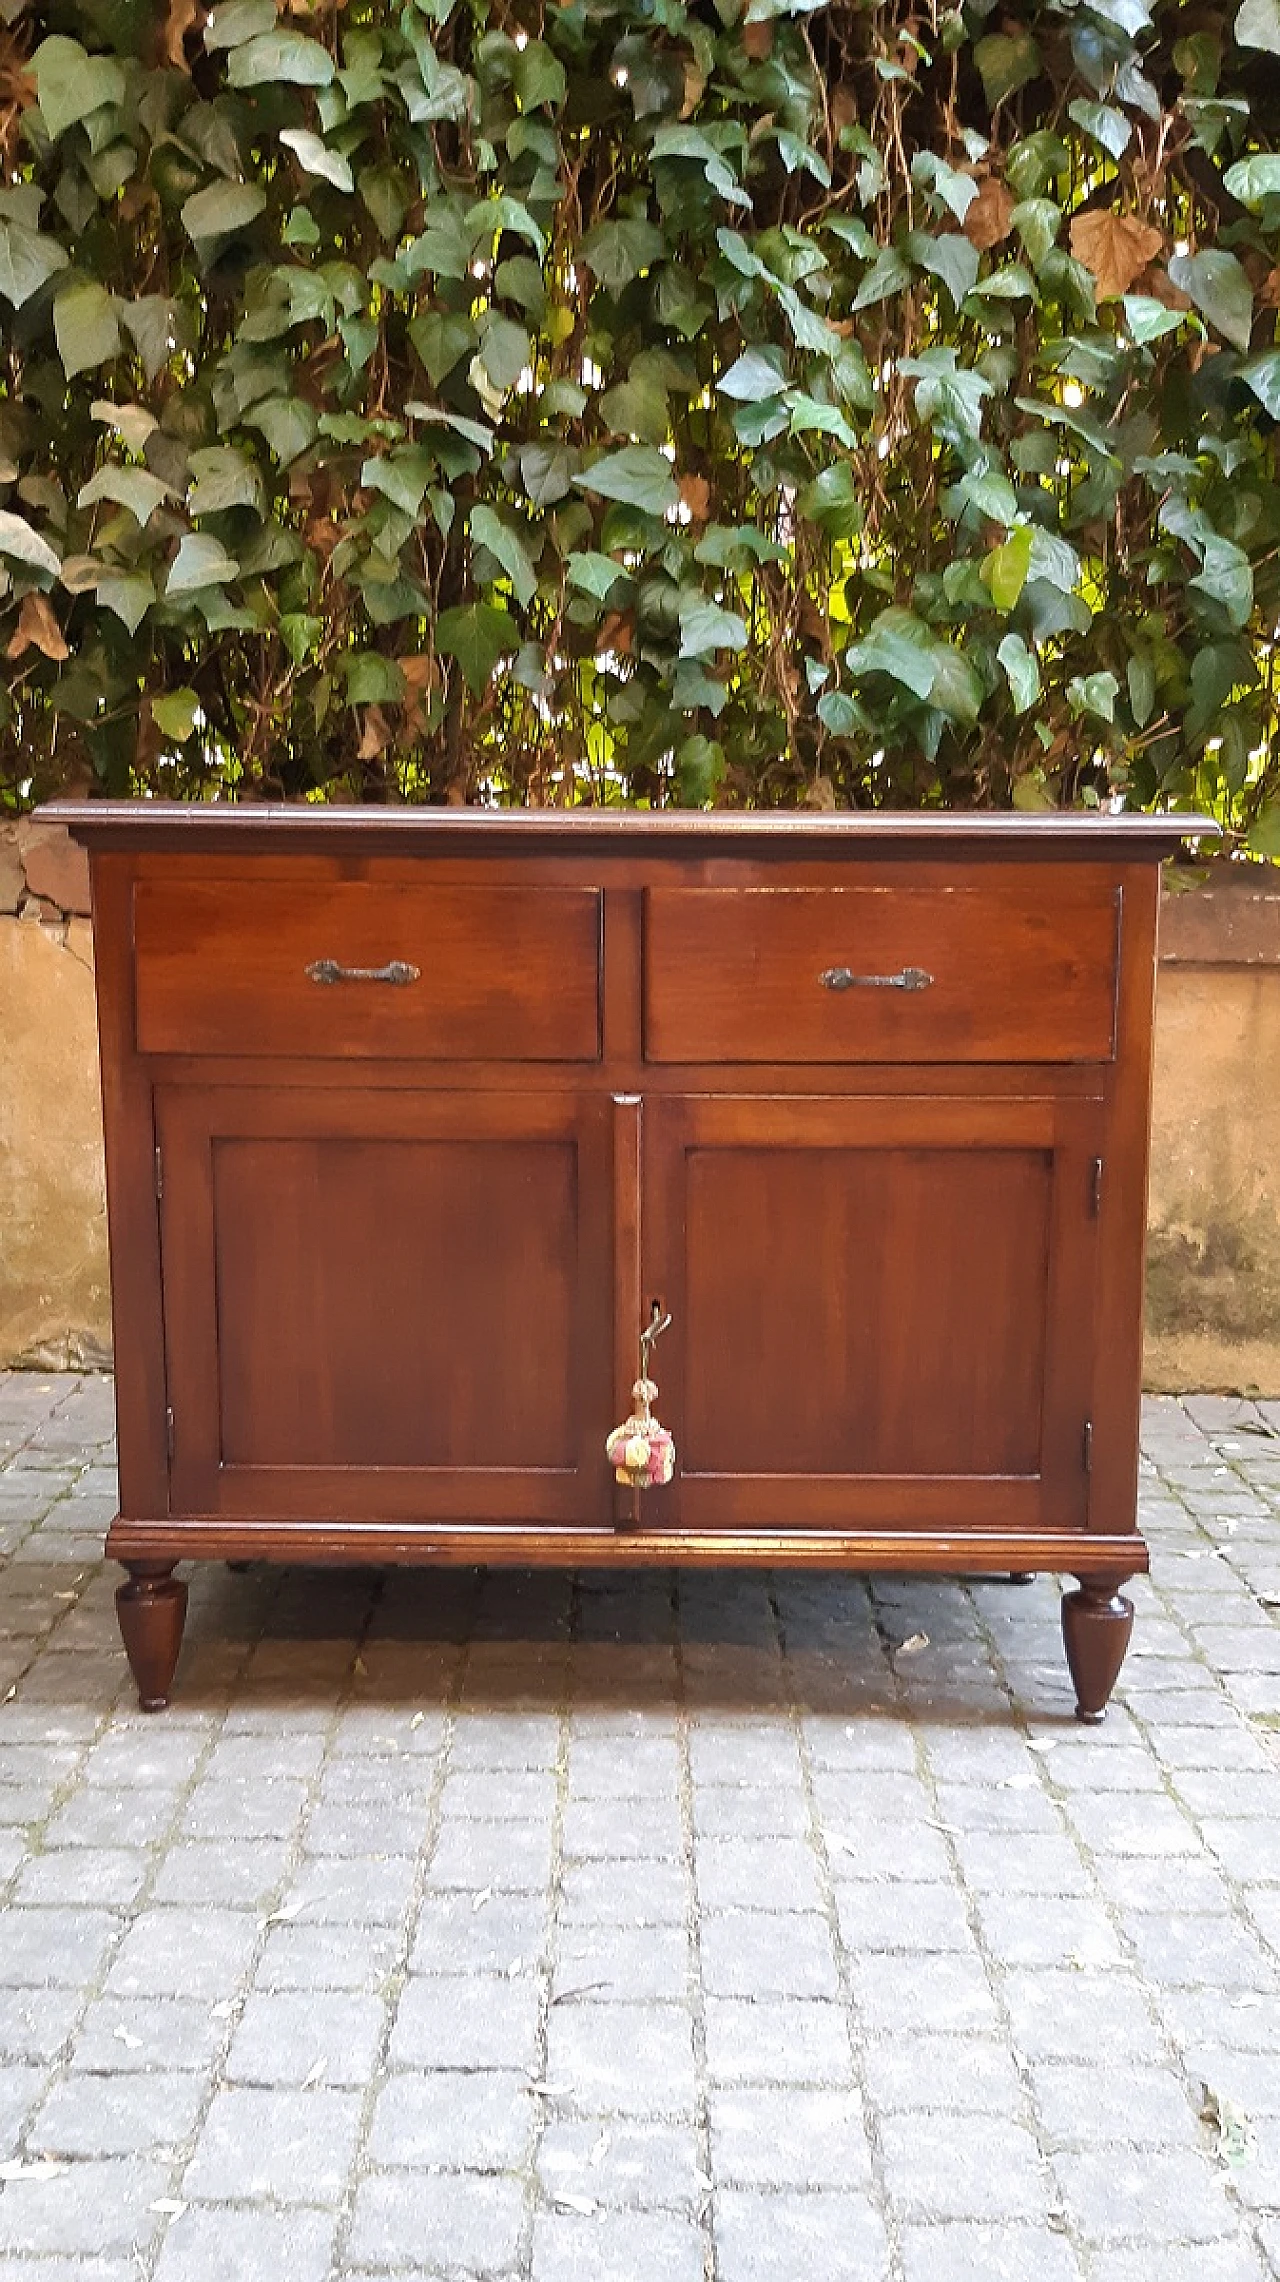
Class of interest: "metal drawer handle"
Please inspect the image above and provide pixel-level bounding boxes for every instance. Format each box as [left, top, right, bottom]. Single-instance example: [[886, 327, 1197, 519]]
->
[[820, 964, 934, 993], [306, 958, 420, 987]]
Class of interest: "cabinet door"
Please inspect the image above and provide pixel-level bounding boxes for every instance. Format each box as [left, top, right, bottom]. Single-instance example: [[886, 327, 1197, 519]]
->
[[155, 1086, 614, 1526], [644, 1094, 1101, 1536]]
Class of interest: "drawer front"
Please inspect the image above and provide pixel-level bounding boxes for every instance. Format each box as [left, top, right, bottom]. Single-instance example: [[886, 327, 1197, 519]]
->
[[644, 881, 1119, 1064], [134, 879, 601, 1061]]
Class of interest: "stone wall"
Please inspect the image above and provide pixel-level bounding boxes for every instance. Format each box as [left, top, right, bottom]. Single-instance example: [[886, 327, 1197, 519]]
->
[[1, 820, 1278, 1388], [0, 817, 110, 1369], [1147, 867, 1280, 1396]]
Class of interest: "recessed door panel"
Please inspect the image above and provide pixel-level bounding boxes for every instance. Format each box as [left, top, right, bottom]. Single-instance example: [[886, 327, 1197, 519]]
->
[[156, 1087, 613, 1525], [646, 1095, 1100, 1533]]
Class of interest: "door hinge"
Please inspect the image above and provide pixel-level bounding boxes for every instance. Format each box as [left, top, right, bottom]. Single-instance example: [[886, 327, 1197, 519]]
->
[[154, 1144, 163, 1203], [1082, 1419, 1093, 1475], [1090, 1157, 1103, 1217], [165, 1406, 175, 1463]]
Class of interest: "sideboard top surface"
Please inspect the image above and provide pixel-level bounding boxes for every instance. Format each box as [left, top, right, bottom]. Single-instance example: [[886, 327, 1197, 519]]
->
[[44, 800, 1215, 862]]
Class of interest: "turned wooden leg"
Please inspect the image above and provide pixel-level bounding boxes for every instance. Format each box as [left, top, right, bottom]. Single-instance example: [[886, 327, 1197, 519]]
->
[[116, 1563, 188, 1712], [1061, 1576, 1134, 1725]]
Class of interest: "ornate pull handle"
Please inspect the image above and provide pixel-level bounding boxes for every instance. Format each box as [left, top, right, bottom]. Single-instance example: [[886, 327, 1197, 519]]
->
[[306, 958, 420, 987], [820, 965, 933, 993]]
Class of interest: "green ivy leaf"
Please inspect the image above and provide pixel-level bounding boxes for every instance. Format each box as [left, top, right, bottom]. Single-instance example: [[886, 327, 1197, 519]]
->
[[477, 314, 531, 392], [1240, 353, 1280, 418], [435, 602, 519, 694], [520, 441, 576, 507], [152, 688, 201, 741], [514, 41, 567, 112], [1189, 535, 1254, 627], [53, 280, 120, 379], [718, 349, 789, 402], [845, 612, 937, 701], [32, 37, 125, 141], [1168, 249, 1254, 353], [361, 449, 437, 518], [1067, 671, 1120, 722], [1223, 155, 1280, 209], [997, 631, 1041, 712], [204, 0, 277, 47], [1122, 295, 1186, 345], [181, 182, 269, 245], [566, 551, 630, 601], [581, 219, 664, 293], [1068, 101, 1132, 160], [982, 525, 1035, 611], [908, 232, 980, 309], [678, 594, 749, 658], [187, 447, 263, 518], [471, 504, 537, 607], [1127, 653, 1156, 727], [96, 572, 153, 634], [166, 534, 241, 594], [344, 652, 406, 704], [280, 614, 323, 665], [0, 509, 61, 578], [576, 446, 680, 518], [1235, 0, 1280, 52], [280, 130, 354, 194], [243, 398, 318, 465], [78, 464, 171, 524], [911, 152, 978, 223], [0, 221, 69, 310], [974, 30, 1041, 106], [227, 32, 336, 88], [797, 464, 862, 540]]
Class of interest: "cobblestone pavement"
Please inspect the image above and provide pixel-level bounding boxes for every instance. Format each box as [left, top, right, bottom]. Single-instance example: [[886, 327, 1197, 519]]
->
[[3, 1375, 1280, 2280]]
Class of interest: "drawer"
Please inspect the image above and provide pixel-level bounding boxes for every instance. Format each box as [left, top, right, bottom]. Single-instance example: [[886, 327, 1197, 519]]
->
[[133, 878, 601, 1060], [644, 881, 1119, 1064]]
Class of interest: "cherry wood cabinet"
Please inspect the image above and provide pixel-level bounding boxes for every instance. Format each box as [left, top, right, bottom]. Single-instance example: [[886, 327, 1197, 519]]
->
[[49, 803, 1210, 1718]]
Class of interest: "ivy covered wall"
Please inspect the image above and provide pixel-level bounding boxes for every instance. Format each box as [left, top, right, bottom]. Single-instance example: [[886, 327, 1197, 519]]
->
[[0, 0, 1278, 828]]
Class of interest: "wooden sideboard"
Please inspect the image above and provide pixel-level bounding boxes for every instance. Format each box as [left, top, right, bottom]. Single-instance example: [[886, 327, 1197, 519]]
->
[[50, 804, 1211, 1717]]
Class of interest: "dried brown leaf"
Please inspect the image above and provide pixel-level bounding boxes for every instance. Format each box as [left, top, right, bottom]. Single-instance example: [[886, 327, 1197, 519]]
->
[[963, 178, 1015, 251], [1070, 212, 1164, 302], [6, 593, 69, 663], [163, 0, 199, 70]]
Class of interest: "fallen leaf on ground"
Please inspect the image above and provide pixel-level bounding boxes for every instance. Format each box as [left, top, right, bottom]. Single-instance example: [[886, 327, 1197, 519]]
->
[[0, 2158, 68, 2180], [555, 2195, 597, 2215], [896, 1631, 930, 1655], [150, 2199, 186, 2216], [302, 2059, 326, 2087], [1201, 2083, 1256, 2167]]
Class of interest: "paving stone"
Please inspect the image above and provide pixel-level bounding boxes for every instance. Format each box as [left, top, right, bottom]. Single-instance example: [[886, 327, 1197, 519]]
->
[[554, 1923, 689, 2003], [703, 1997, 851, 2086], [412, 1890, 548, 1977], [1053, 2147, 1237, 2242], [713, 2190, 891, 2282], [1087, 2247, 1270, 2282], [256, 1921, 401, 1993], [699, 1910, 839, 2001], [226, 1987, 386, 2085], [709, 2087, 872, 2188], [14, 1847, 148, 1908], [1002, 1969, 1164, 2064], [835, 1877, 975, 1956], [0, 1906, 120, 1987], [152, 2204, 338, 2282], [348, 2170, 526, 2272], [877, 2112, 1049, 2222], [531, 2209, 704, 2282], [1031, 2059, 1203, 2148], [30, 2068, 206, 2157], [105, 1907, 258, 2001], [428, 1814, 555, 1891], [537, 2117, 704, 2211], [181, 2085, 363, 2204], [545, 2002, 696, 2117], [0, 2159, 169, 2254], [387, 1972, 542, 2070], [368, 2070, 536, 2171], [852, 1950, 1001, 2036], [971, 1889, 1123, 1969], [0, 2060, 43, 2154], [861, 2034, 1024, 2118], [70, 1994, 226, 2076], [559, 1855, 687, 1927], [897, 2223, 1083, 2282]]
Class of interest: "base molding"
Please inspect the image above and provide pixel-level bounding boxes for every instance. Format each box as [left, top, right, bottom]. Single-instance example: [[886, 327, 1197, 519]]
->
[[106, 1514, 1149, 1578]]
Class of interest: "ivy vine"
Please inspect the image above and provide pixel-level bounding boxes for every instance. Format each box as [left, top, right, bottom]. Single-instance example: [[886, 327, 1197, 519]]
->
[[1, 0, 1279, 832]]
